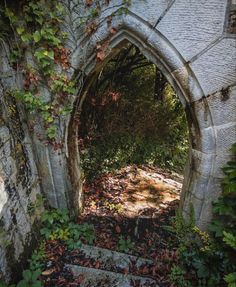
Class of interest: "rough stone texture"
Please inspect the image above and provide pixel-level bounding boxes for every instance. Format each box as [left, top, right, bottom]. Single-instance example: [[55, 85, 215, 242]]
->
[[78, 244, 153, 270], [190, 38, 236, 95], [157, 0, 228, 61], [0, 0, 236, 281], [0, 47, 42, 281], [226, 1, 236, 33], [67, 264, 157, 287]]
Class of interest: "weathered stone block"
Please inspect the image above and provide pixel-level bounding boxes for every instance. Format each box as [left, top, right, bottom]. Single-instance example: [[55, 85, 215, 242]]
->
[[157, 0, 227, 61], [171, 66, 204, 103], [190, 38, 236, 95], [206, 85, 236, 126], [129, 0, 173, 26], [215, 122, 236, 152]]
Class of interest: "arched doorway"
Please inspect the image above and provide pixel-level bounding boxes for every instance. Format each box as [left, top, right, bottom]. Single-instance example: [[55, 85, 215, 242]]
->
[[67, 17, 219, 230]]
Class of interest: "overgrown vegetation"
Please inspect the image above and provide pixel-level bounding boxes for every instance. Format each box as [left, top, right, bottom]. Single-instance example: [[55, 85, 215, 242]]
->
[[0, 0, 132, 144], [79, 44, 189, 179], [0, 144, 235, 286], [0, 1, 235, 286], [169, 143, 236, 287], [0, 207, 95, 287], [1, 0, 74, 142]]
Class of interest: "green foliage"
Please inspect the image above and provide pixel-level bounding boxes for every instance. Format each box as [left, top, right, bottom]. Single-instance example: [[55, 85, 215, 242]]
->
[[210, 143, 236, 237], [80, 45, 189, 179], [225, 273, 236, 287], [223, 232, 236, 250], [104, 201, 123, 213], [41, 208, 69, 227], [1, 0, 135, 143], [81, 132, 188, 180], [168, 209, 222, 286], [117, 236, 134, 253], [169, 265, 192, 287], [39, 208, 95, 247], [2, 0, 74, 142], [0, 270, 42, 287], [40, 208, 70, 239], [169, 143, 236, 286], [0, 207, 96, 286], [16, 269, 42, 287], [66, 223, 95, 247], [28, 243, 46, 272], [27, 194, 44, 215], [0, 282, 15, 287]]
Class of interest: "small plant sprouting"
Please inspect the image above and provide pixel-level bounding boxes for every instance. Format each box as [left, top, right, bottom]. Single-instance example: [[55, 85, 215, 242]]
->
[[117, 236, 134, 253]]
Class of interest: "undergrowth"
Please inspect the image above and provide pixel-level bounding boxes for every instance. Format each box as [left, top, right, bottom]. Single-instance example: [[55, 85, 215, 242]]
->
[[169, 143, 236, 287], [0, 208, 95, 287], [79, 63, 189, 180]]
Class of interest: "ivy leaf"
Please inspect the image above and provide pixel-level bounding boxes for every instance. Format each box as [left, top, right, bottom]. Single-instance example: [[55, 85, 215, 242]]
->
[[86, 0, 94, 7], [16, 27, 25, 35], [48, 50, 54, 60], [46, 125, 57, 139], [21, 33, 32, 43], [31, 269, 41, 282], [22, 269, 32, 281], [16, 280, 28, 287], [33, 31, 41, 43]]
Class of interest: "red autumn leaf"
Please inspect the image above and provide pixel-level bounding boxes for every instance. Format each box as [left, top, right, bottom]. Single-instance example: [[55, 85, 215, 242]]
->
[[42, 268, 56, 276], [96, 50, 106, 62], [142, 265, 149, 274], [109, 27, 117, 35], [77, 275, 84, 284], [95, 260, 100, 269], [115, 225, 121, 233], [85, 0, 93, 7], [123, 267, 129, 275]]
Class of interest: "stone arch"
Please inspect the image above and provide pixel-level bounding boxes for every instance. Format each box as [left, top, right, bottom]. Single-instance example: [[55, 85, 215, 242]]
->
[[65, 10, 234, 229], [0, 0, 235, 278]]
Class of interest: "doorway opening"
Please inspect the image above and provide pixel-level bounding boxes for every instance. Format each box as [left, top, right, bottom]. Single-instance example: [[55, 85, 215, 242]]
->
[[74, 43, 189, 281]]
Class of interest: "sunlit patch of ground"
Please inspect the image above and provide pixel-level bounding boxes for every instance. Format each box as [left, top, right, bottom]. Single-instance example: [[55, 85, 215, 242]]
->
[[40, 165, 183, 286], [119, 165, 182, 217], [83, 165, 183, 219], [78, 165, 182, 285]]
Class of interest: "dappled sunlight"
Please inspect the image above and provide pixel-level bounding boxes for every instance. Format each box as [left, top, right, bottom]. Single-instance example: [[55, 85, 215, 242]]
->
[[82, 165, 182, 220], [116, 166, 182, 218]]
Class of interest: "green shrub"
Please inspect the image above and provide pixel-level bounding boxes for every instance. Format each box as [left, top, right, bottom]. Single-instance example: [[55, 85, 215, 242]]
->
[[169, 143, 236, 287], [169, 265, 192, 287], [81, 132, 188, 180], [16, 270, 42, 287], [117, 236, 134, 253], [79, 48, 189, 179]]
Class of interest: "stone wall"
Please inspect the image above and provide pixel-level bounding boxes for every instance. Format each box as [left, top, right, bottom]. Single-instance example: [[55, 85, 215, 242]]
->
[[0, 0, 235, 281], [0, 45, 42, 281]]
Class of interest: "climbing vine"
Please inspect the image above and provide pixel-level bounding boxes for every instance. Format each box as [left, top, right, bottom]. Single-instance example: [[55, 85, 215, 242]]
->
[[0, 0, 132, 145], [1, 0, 74, 142]]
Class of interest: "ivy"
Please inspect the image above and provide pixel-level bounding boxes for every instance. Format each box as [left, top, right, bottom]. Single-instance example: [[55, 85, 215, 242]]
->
[[1, 0, 134, 145], [2, 0, 74, 143]]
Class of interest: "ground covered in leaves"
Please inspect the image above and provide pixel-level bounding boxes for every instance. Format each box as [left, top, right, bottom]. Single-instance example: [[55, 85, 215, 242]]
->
[[41, 165, 183, 286]]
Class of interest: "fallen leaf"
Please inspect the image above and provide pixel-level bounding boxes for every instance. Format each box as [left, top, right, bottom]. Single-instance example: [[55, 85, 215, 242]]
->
[[85, 0, 93, 7], [115, 225, 121, 233], [42, 268, 56, 276]]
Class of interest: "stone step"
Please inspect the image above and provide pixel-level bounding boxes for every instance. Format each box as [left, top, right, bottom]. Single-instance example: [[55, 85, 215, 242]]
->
[[73, 244, 153, 272], [66, 264, 158, 287]]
